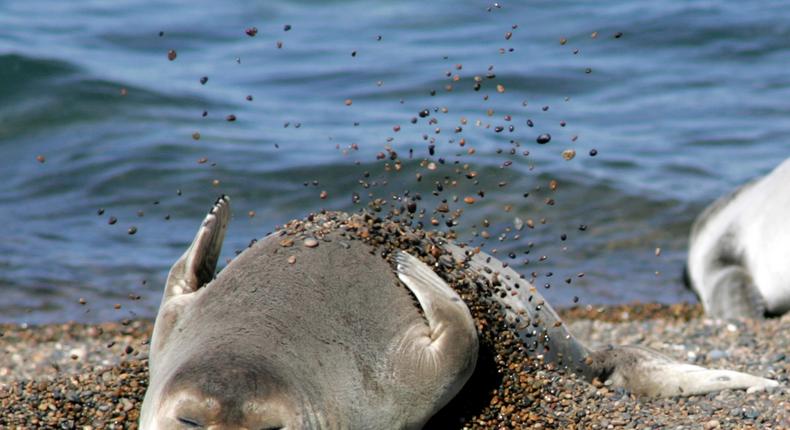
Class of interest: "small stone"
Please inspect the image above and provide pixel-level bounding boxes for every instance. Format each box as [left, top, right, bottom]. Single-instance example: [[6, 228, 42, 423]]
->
[[536, 134, 551, 144], [304, 238, 319, 248], [464, 196, 476, 204], [35, 155, 45, 163], [167, 49, 177, 61], [287, 255, 296, 264], [245, 27, 258, 37], [561, 149, 576, 160], [703, 420, 720, 430], [344, 99, 353, 106], [708, 349, 728, 360], [120, 398, 134, 412]]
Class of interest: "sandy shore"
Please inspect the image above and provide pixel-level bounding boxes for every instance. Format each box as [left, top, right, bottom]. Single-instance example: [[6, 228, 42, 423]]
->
[[1, 303, 787, 429]]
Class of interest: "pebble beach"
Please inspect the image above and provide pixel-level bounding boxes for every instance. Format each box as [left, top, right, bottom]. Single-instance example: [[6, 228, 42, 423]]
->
[[2, 211, 789, 429], [2, 303, 787, 429]]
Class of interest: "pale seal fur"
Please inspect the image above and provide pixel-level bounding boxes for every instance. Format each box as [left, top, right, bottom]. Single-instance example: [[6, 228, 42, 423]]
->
[[688, 157, 790, 318], [141, 197, 778, 429]]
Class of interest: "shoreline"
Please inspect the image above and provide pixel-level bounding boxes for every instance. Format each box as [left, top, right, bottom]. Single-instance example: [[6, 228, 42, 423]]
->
[[1, 303, 787, 428]]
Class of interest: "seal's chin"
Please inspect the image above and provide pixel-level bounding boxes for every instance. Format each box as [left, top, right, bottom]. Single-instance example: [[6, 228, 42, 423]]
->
[[153, 388, 292, 430]]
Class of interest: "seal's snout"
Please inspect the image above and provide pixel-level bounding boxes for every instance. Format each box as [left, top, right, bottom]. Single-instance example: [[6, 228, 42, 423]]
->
[[159, 389, 291, 430], [157, 360, 296, 429]]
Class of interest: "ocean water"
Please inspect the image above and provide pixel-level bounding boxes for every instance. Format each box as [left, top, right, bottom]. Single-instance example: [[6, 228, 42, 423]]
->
[[1, 1, 789, 324]]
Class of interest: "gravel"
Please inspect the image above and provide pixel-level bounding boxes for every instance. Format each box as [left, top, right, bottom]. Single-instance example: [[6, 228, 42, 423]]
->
[[1, 211, 787, 429]]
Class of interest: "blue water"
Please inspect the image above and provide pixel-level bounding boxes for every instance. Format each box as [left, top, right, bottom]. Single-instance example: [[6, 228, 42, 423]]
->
[[2, 1, 789, 324]]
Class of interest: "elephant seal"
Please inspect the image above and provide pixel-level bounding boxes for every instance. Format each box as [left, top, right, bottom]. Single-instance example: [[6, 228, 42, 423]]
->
[[142, 196, 777, 429], [140, 196, 478, 429], [687, 157, 790, 318]]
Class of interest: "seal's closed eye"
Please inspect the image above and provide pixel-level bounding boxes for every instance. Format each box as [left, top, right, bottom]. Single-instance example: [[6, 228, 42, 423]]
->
[[177, 417, 202, 427]]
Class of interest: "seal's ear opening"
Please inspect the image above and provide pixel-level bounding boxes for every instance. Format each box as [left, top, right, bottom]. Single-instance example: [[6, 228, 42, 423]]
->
[[164, 195, 231, 301]]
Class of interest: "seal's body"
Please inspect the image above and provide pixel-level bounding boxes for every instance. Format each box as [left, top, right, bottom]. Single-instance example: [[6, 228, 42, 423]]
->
[[688, 157, 790, 318], [142, 197, 777, 429], [140, 197, 478, 429]]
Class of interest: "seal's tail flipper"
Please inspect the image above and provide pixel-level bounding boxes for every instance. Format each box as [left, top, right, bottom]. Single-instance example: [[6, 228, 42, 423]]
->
[[587, 345, 778, 397], [164, 195, 231, 299], [441, 242, 594, 379], [441, 242, 778, 397]]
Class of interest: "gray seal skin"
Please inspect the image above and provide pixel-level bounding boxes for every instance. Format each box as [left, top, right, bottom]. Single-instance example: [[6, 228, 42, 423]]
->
[[687, 157, 790, 319], [142, 196, 778, 429], [140, 196, 478, 429]]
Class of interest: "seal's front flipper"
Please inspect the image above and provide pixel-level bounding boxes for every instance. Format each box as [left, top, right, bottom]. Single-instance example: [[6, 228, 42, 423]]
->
[[152, 196, 231, 363], [164, 195, 231, 299], [707, 266, 765, 319], [587, 345, 778, 397], [394, 251, 478, 419]]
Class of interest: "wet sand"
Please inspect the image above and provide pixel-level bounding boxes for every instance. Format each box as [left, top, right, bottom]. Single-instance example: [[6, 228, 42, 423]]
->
[[1, 303, 787, 429]]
